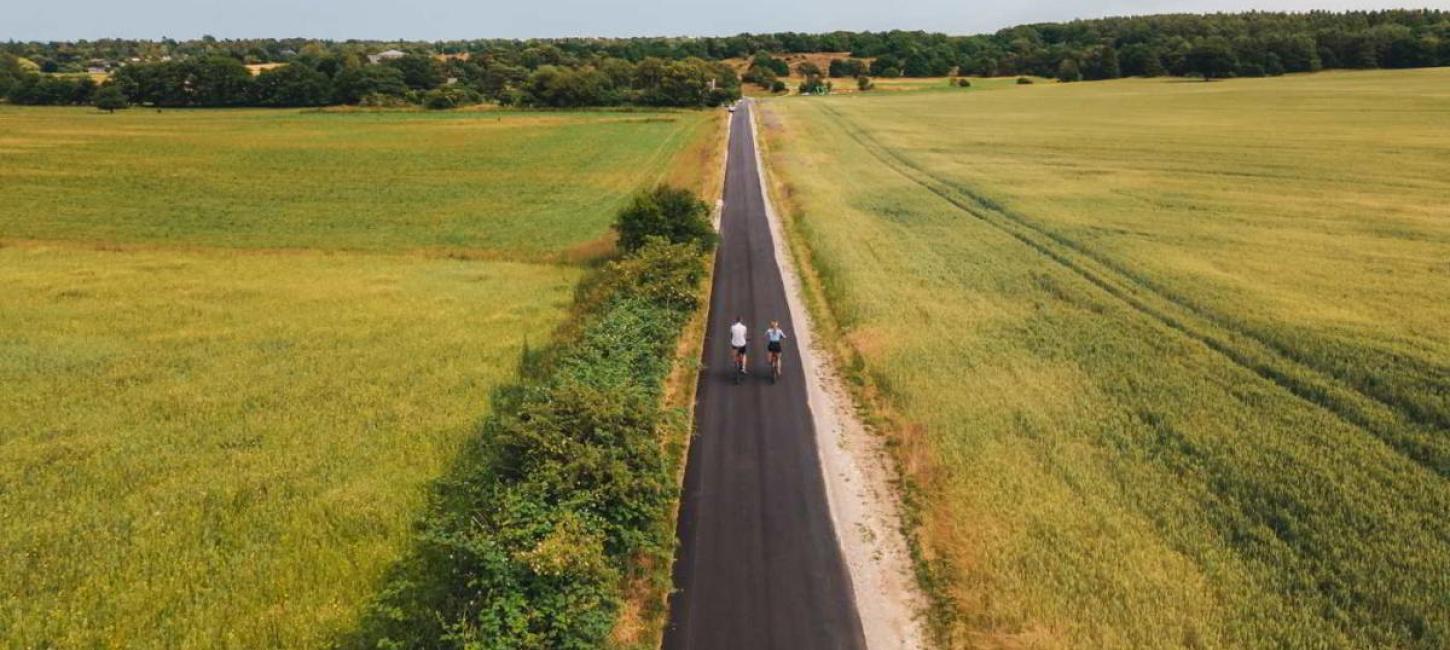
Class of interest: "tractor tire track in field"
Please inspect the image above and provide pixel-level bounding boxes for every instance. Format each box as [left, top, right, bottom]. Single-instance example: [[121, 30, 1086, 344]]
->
[[814, 102, 1446, 476]]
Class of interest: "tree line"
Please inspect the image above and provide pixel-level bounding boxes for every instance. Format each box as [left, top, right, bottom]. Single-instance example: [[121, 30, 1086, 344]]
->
[[0, 51, 740, 109], [2, 10, 1446, 108]]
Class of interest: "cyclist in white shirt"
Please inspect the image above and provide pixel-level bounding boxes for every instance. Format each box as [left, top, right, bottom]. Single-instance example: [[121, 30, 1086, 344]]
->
[[730, 317, 749, 377]]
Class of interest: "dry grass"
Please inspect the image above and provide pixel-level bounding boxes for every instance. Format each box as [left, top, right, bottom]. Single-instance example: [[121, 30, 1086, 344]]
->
[[759, 69, 1450, 648]]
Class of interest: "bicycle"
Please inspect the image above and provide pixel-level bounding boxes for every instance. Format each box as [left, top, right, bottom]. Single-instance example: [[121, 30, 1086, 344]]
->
[[764, 321, 786, 385]]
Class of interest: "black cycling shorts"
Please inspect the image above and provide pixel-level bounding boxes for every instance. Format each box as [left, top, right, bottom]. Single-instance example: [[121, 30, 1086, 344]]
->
[[767, 341, 783, 353], [733, 345, 748, 355]]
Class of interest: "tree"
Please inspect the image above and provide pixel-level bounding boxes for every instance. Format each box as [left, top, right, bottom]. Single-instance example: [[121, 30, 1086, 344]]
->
[[634, 58, 737, 107], [1384, 33, 1438, 68], [750, 53, 789, 76], [252, 63, 332, 106], [829, 58, 867, 78], [1056, 58, 1082, 82], [93, 85, 128, 112], [1267, 34, 1321, 73], [870, 53, 903, 77], [795, 61, 822, 77], [521, 65, 612, 107], [1353, 39, 1380, 68], [799, 71, 828, 94], [1185, 40, 1238, 80], [1265, 52, 1286, 76], [191, 56, 253, 106], [1083, 45, 1120, 80], [857, 76, 874, 91], [0, 53, 24, 97], [742, 62, 778, 89], [332, 65, 407, 104], [613, 185, 715, 253], [479, 64, 529, 100], [6, 74, 93, 105], [386, 54, 443, 90]]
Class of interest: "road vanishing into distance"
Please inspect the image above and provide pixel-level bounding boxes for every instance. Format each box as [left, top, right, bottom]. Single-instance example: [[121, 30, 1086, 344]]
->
[[664, 102, 867, 650]]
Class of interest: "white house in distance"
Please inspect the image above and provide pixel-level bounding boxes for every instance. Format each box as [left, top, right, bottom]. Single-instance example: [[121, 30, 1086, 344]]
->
[[367, 49, 406, 65]]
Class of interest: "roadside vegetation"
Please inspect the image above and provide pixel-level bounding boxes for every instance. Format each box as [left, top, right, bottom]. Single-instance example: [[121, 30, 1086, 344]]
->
[[351, 194, 716, 647], [0, 108, 721, 647], [758, 69, 1449, 647]]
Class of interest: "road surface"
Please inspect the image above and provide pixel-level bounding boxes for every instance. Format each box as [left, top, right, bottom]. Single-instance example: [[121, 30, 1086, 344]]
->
[[663, 102, 867, 650]]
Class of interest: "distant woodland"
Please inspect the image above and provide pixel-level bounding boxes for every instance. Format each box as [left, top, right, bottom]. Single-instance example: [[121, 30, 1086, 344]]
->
[[3, 10, 1446, 108]]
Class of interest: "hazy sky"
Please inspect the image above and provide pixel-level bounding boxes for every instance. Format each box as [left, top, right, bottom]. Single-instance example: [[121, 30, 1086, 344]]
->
[[7, 1, 1446, 41]]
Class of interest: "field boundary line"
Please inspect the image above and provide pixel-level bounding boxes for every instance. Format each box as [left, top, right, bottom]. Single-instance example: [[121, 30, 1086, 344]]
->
[[815, 102, 1445, 476]]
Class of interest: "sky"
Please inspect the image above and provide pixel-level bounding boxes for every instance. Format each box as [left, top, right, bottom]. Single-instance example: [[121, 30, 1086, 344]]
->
[[6, 0, 1446, 41]]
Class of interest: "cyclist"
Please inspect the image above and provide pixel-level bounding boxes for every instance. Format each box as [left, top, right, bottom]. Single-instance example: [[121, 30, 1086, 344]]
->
[[729, 317, 749, 378], [765, 321, 787, 380]]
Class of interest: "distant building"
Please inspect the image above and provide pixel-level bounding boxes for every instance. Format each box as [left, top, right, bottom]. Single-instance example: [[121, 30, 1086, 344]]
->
[[368, 49, 406, 65]]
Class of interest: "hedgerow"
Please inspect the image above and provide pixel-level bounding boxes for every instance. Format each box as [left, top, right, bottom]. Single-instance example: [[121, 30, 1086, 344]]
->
[[353, 211, 710, 648]]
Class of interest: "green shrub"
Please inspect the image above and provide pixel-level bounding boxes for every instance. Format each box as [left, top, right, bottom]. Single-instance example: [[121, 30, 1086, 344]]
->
[[423, 86, 479, 109], [359, 92, 412, 108], [596, 238, 710, 313], [613, 185, 716, 254], [1017, 76, 1034, 84], [93, 85, 128, 112]]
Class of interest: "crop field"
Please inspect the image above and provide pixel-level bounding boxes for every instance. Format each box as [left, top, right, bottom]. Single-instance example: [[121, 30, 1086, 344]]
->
[[759, 69, 1449, 648], [0, 107, 709, 258], [861, 76, 1045, 93], [0, 106, 717, 647]]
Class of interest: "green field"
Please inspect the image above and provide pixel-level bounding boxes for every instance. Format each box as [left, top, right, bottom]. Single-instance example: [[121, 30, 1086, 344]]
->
[[759, 69, 1449, 648], [0, 108, 706, 258], [0, 106, 715, 647]]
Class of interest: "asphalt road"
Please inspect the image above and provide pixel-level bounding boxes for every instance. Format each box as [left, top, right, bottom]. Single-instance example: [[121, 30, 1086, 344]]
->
[[663, 102, 867, 650]]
